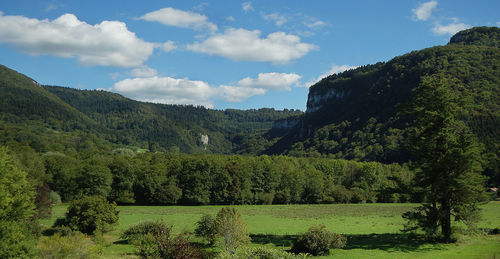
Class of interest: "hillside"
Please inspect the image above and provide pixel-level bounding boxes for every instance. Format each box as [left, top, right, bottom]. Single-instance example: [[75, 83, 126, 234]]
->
[[267, 27, 500, 183], [0, 65, 302, 154]]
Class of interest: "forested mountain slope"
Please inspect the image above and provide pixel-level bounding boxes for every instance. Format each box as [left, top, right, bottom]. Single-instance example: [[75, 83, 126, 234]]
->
[[0, 65, 302, 154], [267, 27, 500, 184]]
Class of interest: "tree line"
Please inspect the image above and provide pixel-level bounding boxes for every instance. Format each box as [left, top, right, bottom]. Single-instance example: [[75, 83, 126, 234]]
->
[[33, 151, 415, 206]]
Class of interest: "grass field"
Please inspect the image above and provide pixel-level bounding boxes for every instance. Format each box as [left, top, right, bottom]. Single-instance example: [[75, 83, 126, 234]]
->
[[41, 202, 500, 258]]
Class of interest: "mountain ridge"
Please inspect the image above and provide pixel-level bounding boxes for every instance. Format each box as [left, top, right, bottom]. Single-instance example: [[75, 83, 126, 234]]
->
[[267, 26, 499, 183]]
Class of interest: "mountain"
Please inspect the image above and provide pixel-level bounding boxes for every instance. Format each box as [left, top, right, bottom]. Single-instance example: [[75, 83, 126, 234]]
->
[[267, 27, 500, 183], [0, 65, 302, 154]]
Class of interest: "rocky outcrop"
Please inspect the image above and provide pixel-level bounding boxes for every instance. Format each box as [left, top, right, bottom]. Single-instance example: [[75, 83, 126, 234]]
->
[[306, 88, 345, 114]]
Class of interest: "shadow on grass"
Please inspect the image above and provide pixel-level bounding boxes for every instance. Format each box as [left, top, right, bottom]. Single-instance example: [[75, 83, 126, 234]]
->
[[344, 233, 442, 252], [113, 239, 129, 245], [251, 233, 444, 253], [250, 234, 296, 247]]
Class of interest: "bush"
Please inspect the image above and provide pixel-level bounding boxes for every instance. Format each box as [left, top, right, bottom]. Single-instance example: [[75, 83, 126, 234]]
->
[[49, 191, 62, 205], [216, 247, 308, 259], [194, 214, 217, 245], [291, 225, 346, 256], [36, 232, 100, 259], [121, 220, 167, 243], [55, 195, 119, 235], [133, 224, 203, 259]]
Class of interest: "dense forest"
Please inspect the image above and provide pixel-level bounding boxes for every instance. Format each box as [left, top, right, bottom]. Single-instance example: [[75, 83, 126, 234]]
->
[[269, 27, 500, 185], [11, 148, 415, 208], [0, 65, 302, 155]]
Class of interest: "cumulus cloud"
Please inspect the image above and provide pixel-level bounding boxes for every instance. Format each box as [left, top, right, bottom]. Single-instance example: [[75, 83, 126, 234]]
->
[[140, 7, 217, 32], [432, 22, 470, 35], [187, 28, 317, 63], [112, 76, 216, 107], [226, 16, 235, 22], [262, 12, 288, 26], [218, 85, 266, 102], [412, 1, 438, 21], [237, 72, 301, 91], [0, 13, 156, 67], [160, 41, 177, 52], [305, 64, 358, 87], [242, 2, 254, 13], [112, 72, 302, 107], [130, 66, 158, 78]]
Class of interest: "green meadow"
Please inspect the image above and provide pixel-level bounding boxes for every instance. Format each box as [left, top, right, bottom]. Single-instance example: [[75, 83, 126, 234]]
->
[[42, 202, 500, 259]]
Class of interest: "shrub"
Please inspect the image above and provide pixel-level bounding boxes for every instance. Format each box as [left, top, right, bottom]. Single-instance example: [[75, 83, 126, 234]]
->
[[49, 191, 62, 205], [216, 247, 308, 259], [36, 232, 100, 259], [194, 214, 217, 245], [121, 220, 167, 243], [134, 224, 203, 259], [55, 195, 119, 235], [215, 207, 250, 254], [291, 225, 346, 256]]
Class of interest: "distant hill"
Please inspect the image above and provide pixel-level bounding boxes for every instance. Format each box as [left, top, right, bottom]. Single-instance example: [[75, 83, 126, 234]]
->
[[267, 27, 500, 184], [0, 65, 302, 154]]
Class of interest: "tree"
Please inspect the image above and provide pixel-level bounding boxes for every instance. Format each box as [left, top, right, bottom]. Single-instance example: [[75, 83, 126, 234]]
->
[[0, 147, 35, 258], [57, 195, 119, 235], [403, 74, 487, 242], [195, 214, 217, 245], [215, 208, 250, 254], [77, 160, 113, 198]]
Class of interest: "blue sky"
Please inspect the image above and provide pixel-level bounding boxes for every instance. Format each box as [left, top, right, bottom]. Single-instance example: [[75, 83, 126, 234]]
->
[[0, 1, 498, 110]]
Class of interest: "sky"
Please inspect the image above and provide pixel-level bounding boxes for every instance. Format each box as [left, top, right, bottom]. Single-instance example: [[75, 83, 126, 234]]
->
[[0, 1, 498, 111]]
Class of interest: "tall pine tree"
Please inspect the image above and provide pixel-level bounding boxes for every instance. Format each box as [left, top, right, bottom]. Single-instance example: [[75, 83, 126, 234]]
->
[[403, 74, 487, 242]]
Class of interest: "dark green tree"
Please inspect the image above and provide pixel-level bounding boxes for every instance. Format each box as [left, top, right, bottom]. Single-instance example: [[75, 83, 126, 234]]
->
[[194, 214, 217, 245], [57, 195, 119, 235], [403, 75, 487, 242], [0, 147, 35, 258]]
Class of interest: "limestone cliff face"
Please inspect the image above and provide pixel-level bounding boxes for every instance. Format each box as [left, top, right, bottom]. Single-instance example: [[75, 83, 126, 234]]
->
[[272, 117, 300, 130], [306, 87, 345, 114]]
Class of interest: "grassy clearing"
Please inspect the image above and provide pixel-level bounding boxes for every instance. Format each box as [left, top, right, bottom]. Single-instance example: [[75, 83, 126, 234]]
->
[[42, 202, 500, 258]]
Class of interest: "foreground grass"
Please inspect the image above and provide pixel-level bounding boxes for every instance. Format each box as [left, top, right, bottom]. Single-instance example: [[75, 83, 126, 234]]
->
[[42, 202, 500, 258]]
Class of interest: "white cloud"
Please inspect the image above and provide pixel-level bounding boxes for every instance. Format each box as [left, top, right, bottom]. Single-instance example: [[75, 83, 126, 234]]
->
[[218, 85, 266, 102], [412, 1, 438, 21], [193, 2, 208, 12], [262, 12, 288, 26], [0, 13, 156, 67], [237, 72, 301, 91], [130, 66, 158, 78], [242, 2, 254, 13], [45, 3, 58, 12], [160, 41, 177, 52], [432, 22, 470, 35], [226, 16, 235, 22], [112, 76, 216, 107], [187, 28, 317, 63], [112, 71, 302, 106], [140, 7, 217, 32], [305, 64, 358, 87], [305, 20, 325, 29]]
